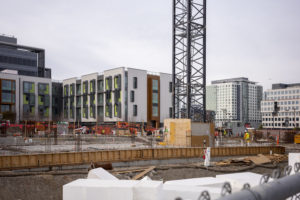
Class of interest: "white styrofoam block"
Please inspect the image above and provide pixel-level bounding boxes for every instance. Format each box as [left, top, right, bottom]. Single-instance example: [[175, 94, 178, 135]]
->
[[162, 185, 222, 200], [133, 180, 163, 200], [164, 177, 225, 188], [63, 179, 87, 200], [289, 153, 300, 175], [63, 179, 139, 200], [87, 168, 118, 180], [216, 172, 272, 189], [141, 176, 152, 181]]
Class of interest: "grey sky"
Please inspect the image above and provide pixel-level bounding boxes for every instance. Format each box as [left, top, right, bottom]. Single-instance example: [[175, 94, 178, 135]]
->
[[1, 0, 299, 89]]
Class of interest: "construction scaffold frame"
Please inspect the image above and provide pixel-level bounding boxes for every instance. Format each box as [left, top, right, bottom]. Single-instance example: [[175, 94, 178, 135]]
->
[[172, 0, 206, 122]]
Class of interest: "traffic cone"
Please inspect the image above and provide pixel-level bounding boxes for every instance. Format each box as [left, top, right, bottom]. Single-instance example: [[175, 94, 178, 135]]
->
[[276, 136, 279, 145]]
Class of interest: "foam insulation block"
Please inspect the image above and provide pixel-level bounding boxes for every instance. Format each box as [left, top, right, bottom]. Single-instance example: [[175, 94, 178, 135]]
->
[[289, 153, 300, 175], [63, 179, 138, 200], [87, 167, 118, 180], [216, 172, 271, 189], [133, 180, 163, 200], [162, 185, 222, 200], [164, 177, 225, 188]]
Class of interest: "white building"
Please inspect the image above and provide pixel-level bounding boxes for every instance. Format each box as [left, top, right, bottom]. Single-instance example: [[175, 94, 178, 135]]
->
[[62, 67, 172, 127], [206, 77, 263, 133], [261, 83, 300, 129]]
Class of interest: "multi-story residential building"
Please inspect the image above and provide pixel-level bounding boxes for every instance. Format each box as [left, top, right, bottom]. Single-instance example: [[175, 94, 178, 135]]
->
[[0, 70, 62, 123], [0, 34, 51, 78], [206, 77, 263, 133], [261, 83, 300, 129], [62, 67, 172, 127]]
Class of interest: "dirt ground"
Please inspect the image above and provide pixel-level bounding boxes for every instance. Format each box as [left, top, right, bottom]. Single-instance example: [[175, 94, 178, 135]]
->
[[0, 162, 288, 200]]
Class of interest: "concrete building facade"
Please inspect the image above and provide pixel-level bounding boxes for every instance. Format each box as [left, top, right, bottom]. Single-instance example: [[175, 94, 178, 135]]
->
[[261, 83, 300, 129], [62, 67, 172, 127], [206, 77, 263, 133]]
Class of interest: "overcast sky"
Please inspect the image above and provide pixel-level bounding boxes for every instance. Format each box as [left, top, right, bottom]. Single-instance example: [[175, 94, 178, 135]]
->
[[1, 0, 300, 89]]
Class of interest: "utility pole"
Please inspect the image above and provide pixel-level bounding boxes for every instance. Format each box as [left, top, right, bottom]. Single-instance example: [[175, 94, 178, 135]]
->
[[172, 0, 206, 122]]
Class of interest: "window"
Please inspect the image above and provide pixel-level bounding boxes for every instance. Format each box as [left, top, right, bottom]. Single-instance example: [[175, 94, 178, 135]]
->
[[90, 80, 95, 93], [76, 84, 81, 95], [169, 107, 172, 118], [152, 79, 158, 91], [97, 93, 103, 105], [1, 105, 10, 112], [133, 105, 137, 116], [24, 82, 35, 93], [133, 77, 138, 89], [152, 106, 158, 117], [152, 93, 158, 104], [130, 91, 135, 102], [1, 92, 12, 103], [169, 82, 172, 93], [2, 80, 11, 90], [97, 80, 103, 92]]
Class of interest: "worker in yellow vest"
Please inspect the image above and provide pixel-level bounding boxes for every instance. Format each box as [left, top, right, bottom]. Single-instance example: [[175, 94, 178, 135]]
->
[[244, 130, 250, 146]]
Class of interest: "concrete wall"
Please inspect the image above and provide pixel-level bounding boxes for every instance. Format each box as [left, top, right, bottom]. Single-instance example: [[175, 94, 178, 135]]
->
[[127, 68, 147, 123], [160, 73, 172, 123]]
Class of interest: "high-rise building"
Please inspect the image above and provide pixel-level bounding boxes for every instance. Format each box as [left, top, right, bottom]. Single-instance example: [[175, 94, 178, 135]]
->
[[261, 83, 300, 129], [62, 67, 172, 127], [206, 77, 262, 133], [0, 34, 51, 78]]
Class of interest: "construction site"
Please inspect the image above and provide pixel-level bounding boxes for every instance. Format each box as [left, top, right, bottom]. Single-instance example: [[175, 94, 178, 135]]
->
[[0, 118, 300, 200], [1, 0, 300, 199]]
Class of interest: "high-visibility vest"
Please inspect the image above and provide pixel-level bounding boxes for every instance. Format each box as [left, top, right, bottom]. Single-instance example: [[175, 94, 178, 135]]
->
[[244, 132, 250, 140]]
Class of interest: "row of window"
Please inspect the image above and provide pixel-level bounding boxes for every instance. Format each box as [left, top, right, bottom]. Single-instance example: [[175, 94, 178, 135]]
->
[[0, 55, 37, 67], [266, 89, 300, 96], [263, 123, 299, 127]]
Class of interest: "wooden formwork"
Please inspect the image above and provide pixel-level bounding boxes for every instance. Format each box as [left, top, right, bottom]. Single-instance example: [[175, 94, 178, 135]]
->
[[0, 146, 285, 170]]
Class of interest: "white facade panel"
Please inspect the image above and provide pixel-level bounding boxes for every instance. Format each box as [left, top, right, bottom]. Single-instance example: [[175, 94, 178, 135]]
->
[[127, 68, 147, 123], [160, 73, 172, 123]]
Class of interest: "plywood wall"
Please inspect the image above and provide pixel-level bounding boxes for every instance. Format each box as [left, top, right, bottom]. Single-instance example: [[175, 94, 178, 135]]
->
[[164, 119, 191, 146]]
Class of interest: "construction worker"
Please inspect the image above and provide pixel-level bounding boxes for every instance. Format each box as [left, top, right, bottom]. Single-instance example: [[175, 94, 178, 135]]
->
[[244, 130, 250, 146]]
